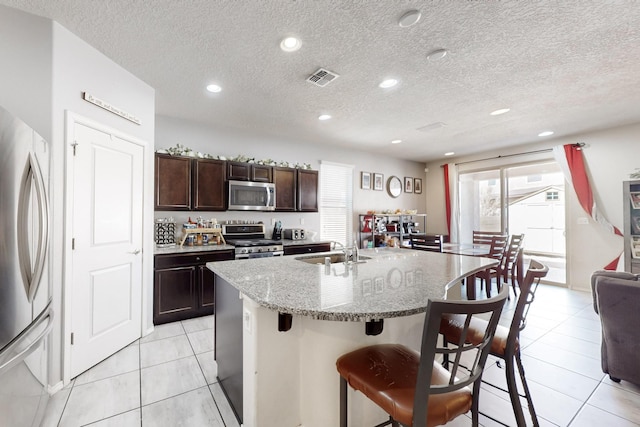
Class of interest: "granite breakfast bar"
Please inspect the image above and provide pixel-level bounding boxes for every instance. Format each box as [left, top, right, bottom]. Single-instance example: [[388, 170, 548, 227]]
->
[[207, 247, 497, 427]]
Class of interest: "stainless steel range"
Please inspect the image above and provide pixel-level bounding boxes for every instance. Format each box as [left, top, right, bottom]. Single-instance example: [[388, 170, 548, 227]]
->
[[222, 223, 284, 259]]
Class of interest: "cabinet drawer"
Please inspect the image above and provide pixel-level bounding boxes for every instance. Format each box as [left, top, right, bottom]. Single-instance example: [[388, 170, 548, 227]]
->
[[284, 243, 331, 255], [155, 250, 234, 269]]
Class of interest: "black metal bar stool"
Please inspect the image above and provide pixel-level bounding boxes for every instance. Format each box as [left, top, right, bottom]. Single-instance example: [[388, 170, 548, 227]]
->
[[440, 259, 548, 426], [336, 286, 509, 427]]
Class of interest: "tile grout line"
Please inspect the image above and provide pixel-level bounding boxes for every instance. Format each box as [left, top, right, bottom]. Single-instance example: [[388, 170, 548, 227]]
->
[[138, 337, 143, 427]]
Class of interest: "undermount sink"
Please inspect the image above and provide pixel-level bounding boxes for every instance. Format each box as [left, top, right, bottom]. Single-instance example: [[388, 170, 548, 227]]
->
[[295, 253, 370, 265]]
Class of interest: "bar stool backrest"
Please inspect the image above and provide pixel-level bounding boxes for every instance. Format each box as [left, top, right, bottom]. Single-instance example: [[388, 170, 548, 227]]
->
[[507, 260, 549, 352], [412, 286, 509, 426]]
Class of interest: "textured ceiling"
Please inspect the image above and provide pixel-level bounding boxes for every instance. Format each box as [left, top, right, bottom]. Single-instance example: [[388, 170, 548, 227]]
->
[[2, 1, 640, 162]]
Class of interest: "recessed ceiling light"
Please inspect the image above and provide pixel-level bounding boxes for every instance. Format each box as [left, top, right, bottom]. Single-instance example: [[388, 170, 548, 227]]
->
[[427, 49, 448, 61], [398, 10, 422, 28], [444, 152, 455, 156], [391, 139, 402, 144], [206, 84, 222, 93], [318, 114, 332, 121], [538, 131, 554, 137], [280, 36, 301, 52], [379, 79, 398, 89], [490, 108, 510, 116]]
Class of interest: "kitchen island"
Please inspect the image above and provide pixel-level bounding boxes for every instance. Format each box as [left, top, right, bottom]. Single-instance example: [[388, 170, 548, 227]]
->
[[208, 247, 497, 427]]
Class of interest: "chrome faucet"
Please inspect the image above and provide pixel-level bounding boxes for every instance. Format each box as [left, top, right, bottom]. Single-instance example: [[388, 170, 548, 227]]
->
[[331, 241, 351, 262]]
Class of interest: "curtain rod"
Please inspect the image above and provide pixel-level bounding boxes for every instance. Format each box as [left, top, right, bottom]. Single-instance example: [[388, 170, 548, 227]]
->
[[452, 142, 585, 166]]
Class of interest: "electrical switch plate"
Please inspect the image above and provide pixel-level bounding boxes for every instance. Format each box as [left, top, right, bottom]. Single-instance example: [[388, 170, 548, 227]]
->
[[243, 308, 252, 333]]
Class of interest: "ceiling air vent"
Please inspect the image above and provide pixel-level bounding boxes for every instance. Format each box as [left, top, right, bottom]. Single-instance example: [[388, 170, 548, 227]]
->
[[416, 122, 447, 132], [307, 68, 340, 87]]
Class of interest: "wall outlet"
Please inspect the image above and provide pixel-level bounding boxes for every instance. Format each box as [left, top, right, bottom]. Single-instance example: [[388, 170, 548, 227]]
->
[[271, 218, 276, 225], [577, 217, 589, 225], [300, 218, 305, 225]]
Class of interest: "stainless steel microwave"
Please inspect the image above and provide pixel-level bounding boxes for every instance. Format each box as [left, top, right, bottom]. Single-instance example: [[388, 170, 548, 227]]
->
[[228, 180, 276, 211]]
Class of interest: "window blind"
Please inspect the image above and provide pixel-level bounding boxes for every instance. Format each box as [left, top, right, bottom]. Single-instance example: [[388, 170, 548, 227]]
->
[[320, 161, 353, 246]]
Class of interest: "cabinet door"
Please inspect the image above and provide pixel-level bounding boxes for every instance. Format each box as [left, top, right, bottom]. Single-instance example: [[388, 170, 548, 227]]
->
[[274, 167, 296, 211], [154, 266, 197, 325], [198, 265, 216, 314], [155, 154, 191, 210], [251, 165, 273, 183], [297, 169, 318, 212], [227, 161, 251, 181], [194, 158, 226, 211]]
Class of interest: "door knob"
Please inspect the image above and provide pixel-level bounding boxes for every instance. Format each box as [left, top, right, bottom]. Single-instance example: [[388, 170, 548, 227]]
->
[[128, 249, 141, 255]]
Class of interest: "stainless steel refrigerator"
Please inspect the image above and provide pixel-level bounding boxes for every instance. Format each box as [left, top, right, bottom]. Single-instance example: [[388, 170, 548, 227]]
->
[[0, 105, 53, 427]]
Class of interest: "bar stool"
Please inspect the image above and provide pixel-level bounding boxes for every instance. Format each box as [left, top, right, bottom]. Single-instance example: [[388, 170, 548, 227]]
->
[[440, 260, 548, 426], [336, 286, 509, 427]]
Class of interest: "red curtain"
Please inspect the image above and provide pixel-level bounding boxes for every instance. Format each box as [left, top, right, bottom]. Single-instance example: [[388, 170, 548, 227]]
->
[[443, 164, 451, 236], [559, 144, 622, 270]]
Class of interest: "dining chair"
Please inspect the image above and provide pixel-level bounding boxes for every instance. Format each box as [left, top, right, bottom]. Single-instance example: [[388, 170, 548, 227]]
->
[[472, 230, 505, 245], [501, 234, 525, 297], [336, 285, 509, 427], [440, 260, 549, 427], [479, 234, 509, 297]]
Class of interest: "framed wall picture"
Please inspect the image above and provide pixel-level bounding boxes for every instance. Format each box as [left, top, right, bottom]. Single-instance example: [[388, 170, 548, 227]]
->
[[373, 173, 384, 191], [361, 172, 371, 190], [414, 178, 423, 194], [404, 177, 413, 193]]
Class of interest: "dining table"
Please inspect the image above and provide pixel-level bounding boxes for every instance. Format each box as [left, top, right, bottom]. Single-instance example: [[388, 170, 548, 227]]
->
[[442, 242, 491, 256], [441, 242, 492, 299]]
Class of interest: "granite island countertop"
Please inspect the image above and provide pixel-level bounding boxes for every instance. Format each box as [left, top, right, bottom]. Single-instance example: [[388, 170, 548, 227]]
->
[[207, 247, 497, 321]]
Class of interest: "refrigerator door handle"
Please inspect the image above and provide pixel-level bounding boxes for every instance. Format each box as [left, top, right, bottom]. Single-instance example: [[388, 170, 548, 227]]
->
[[17, 151, 50, 303], [0, 304, 53, 376]]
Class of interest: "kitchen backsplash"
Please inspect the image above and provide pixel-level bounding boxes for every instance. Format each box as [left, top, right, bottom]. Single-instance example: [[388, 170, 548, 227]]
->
[[155, 211, 321, 240]]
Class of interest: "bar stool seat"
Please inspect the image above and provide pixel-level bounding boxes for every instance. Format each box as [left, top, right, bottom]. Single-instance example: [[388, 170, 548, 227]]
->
[[336, 286, 509, 427], [336, 344, 472, 426]]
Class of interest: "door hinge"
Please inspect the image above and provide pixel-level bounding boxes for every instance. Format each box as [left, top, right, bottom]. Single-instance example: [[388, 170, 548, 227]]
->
[[72, 238, 75, 250], [70, 333, 74, 345], [71, 142, 78, 156]]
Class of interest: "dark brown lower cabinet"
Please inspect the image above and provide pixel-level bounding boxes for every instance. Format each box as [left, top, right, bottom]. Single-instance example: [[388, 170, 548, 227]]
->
[[154, 250, 234, 325]]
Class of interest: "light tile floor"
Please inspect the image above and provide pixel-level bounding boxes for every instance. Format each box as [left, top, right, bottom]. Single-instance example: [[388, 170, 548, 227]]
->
[[42, 284, 640, 427]]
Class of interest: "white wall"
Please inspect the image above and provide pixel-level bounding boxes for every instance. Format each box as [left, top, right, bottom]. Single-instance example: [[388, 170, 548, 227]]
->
[[0, 4, 155, 387], [156, 115, 427, 238], [50, 23, 155, 385], [0, 5, 52, 134], [425, 123, 640, 291]]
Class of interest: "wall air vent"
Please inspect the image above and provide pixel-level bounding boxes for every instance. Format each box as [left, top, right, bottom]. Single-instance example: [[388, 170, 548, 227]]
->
[[307, 68, 340, 87]]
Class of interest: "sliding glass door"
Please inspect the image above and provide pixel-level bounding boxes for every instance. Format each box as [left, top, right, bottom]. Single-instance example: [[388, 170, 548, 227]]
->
[[458, 160, 566, 284], [459, 169, 502, 242]]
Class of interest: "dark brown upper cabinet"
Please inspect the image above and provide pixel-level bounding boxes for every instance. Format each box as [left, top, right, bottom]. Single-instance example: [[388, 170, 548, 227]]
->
[[297, 169, 318, 212], [155, 154, 192, 210], [155, 154, 227, 211], [274, 167, 297, 211], [193, 158, 226, 211], [227, 161, 273, 183]]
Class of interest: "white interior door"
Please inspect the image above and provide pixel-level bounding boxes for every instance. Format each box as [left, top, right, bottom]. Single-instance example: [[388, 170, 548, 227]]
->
[[69, 122, 144, 378]]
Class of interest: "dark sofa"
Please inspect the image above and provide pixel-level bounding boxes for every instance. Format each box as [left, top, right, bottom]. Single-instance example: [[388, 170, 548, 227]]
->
[[591, 271, 640, 385]]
